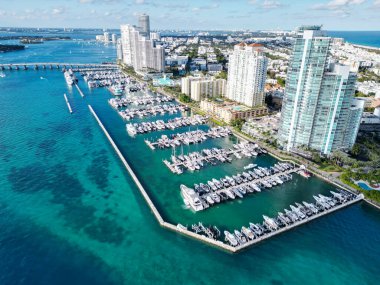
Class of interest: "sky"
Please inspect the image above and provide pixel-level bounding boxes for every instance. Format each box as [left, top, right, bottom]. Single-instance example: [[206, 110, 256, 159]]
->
[[0, 0, 380, 30]]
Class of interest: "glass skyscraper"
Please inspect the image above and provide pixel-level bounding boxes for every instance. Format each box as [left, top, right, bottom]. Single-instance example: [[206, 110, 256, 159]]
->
[[278, 26, 364, 155]]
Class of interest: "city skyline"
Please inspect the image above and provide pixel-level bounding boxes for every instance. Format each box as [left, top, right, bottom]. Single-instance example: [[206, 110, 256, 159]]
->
[[1, 0, 380, 30]]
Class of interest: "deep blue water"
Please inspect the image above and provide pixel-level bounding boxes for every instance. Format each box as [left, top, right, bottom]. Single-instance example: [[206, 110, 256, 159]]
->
[[0, 30, 380, 285], [327, 31, 380, 48]]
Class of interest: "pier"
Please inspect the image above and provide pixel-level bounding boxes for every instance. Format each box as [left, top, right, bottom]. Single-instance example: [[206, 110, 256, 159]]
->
[[232, 193, 364, 252], [164, 142, 264, 174], [118, 104, 188, 121], [145, 127, 231, 150], [126, 115, 208, 136], [75, 83, 85, 98], [190, 167, 299, 211], [64, 94, 73, 114]]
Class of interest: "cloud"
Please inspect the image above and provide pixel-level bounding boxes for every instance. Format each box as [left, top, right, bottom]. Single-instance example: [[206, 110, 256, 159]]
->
[[78, 0, 121, 4], [373, 0, 380, 7], [313, 0, 365, 10], [192, 3, 220, 13], [52, 7, 65, 15], [312, 0, 366, 17], [249, 0, 284, 10], [261, 0, 282, 9]]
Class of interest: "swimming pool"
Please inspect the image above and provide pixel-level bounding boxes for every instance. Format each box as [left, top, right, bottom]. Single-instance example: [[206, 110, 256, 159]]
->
[[357, 182, 374, 191]]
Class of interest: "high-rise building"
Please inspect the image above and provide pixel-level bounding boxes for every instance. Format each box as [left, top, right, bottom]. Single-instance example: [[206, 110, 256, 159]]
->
[[111, 34, 117, 43], [120, 15, 164, 73], [226, 43, 268, 107], [181, 76, 226, 101], [103, 32, 110, 42], [150, 32, 161, 41], [116, 38, 123, 61], [278, 26, 364, 155], [190, 78, 226, 101], [138, 14, 150, 39]]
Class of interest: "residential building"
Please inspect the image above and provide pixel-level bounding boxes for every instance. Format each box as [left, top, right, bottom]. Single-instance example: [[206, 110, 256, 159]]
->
[[165, 55, 188, 67], [116, 38, 123, 61], [181, 76, 201, 95], [120, 15, 164, 72], [190, 78, 226, 101], [278, 25, 364, 155], [150, 32, 161, 41], [111, 34, 117, 43], [207, 64, 223, 73], [138, 14, 150, 39], [200, 100, 268, 124], [226, 43, 268, 107], [103, 32, 110, 42]]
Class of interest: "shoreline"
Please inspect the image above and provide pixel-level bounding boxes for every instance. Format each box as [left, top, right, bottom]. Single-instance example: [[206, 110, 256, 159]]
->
[[351, 43, 380, 51]]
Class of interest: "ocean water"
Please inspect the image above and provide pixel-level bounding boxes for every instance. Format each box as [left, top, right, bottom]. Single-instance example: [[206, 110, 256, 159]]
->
[[0, 33, 380, 285], [327, 31, 380, 48]]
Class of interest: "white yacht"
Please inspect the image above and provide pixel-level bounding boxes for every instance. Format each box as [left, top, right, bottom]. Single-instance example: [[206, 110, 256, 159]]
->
[[126, 124, 137, 136], [180, 185, 203, 212], [244, 163, 257, 170], [263, 215, 278, 230], [224, 231, 238, 246], [241, 226, 255, 240]]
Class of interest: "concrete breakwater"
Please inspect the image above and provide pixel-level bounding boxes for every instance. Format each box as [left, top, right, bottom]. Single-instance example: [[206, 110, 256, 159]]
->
[[64, 94, 72, 114], [75, 83, 85, 98]]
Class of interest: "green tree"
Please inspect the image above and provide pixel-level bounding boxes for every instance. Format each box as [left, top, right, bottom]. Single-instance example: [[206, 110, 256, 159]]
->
[[351, 144, 361, 156], [277, 77, 286, 87], [230, 118, 246, 131], [215, 70, 227, 80]]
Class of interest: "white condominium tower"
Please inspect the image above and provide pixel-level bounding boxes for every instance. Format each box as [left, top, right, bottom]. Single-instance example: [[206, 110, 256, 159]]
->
[[226, 43, 268, 107], [278, 26, 364, 155], [138, 13, 150, 39], [120, 14, 164, 72]]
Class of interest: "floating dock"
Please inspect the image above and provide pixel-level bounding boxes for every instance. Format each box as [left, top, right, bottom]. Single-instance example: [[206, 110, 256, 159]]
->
[[195, 167, 299, 211], [64, 93, 73, 114]]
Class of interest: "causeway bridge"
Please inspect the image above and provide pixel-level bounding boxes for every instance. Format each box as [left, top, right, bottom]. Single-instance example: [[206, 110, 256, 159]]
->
[[0, 62, 118, 70]]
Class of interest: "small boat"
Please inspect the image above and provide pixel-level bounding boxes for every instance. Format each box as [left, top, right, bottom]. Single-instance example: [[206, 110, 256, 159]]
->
[[244, 163, 257, 170], [241, 226, 255, 240], [224, 231, 238, 246]]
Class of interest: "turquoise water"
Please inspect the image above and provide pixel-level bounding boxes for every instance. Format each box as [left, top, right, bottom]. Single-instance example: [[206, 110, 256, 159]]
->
[[327, 31, 380, 48], [1, 33, 380, 284]]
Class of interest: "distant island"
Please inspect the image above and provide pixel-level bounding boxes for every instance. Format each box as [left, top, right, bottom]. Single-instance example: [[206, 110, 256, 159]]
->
[[0, 44, 25, 53], [0, 35, 71, 44]]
